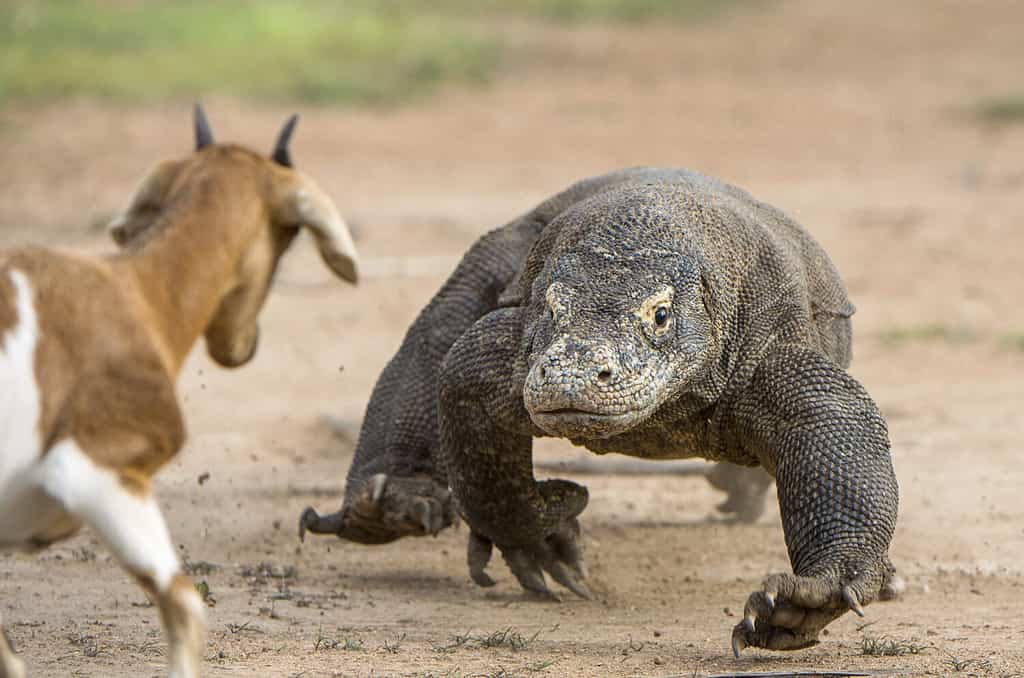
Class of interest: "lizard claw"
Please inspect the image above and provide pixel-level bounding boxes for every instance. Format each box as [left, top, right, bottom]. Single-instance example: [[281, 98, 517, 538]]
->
[[411, 497, 445, 536], [743, 615, 756, 633], [504, 548, 557, 599], [298, 507, 313, 542], [298, 506, 343, 543], [369, 473, 387, 503], [843, 585, 865, 617], [545, 559, 592, 600], [468, 531, 497, 587], [731, 627, 747, 658]]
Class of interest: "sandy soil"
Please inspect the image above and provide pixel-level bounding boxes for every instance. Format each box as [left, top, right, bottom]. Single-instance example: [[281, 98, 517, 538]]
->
[[2, 1, 1023, 676]]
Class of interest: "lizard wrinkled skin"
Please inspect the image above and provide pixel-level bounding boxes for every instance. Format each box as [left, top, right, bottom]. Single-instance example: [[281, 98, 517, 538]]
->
[[302, 168, 900, 654]]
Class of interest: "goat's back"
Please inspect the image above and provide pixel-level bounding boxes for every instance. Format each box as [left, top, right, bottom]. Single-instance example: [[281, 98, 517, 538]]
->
[[0, 247, 183, 477]]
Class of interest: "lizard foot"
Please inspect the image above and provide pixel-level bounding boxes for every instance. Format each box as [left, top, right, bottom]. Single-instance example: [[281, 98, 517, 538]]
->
[[465, 479, 591, 600], [299, 473, 455, 545], [707, 463, 774, 524], [467, 519, 591, 601], [731, 558, 892, 656]]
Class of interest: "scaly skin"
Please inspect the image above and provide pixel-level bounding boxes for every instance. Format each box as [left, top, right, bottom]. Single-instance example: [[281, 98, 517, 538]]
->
[[299, 170, 772, 545], [434, 168, 898, 654], [299, 196, 551, 544]]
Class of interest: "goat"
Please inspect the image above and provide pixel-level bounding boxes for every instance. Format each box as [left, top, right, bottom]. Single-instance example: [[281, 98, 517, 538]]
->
[[0, 105, 359, 678]]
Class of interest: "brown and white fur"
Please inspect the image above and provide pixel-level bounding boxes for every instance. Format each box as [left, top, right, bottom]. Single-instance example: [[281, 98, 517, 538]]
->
[[0, 106, 358, 678]]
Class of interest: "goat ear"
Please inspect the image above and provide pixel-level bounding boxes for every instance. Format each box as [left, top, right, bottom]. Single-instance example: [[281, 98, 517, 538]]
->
[[109, 160, 182, 247], [271, 114, 299, 167], [288, 175, 359, 284], [194, 103, 215, 150]]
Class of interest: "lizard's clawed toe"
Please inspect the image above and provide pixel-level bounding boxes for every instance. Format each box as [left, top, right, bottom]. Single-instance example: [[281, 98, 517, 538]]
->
[[731, 627, 748, 658], [731, 561, 893, 654], [299, 474, 456, 545], [544, 559, 592, 600], [467, 531, 497, 587], [298, 506, 345, 542], [467, 515, 591, 601], [503, 548, 555, 598], [842, 585, 865, 617]]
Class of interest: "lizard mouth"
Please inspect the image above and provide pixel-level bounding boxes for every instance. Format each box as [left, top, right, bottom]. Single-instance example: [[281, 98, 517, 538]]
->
[[535, 407, 608, 417], [529, 406, 643, 439]]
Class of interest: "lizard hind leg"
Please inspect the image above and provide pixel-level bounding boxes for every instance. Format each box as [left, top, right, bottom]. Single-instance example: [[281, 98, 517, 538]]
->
[[300, 473, 455, 545], [707, 462, 774, 523], [878, 555, 905, 601]]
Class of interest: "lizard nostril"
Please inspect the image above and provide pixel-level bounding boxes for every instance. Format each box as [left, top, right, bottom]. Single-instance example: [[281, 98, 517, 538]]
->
[[596, 368, 613, 384], [539, 364, 547, 379]]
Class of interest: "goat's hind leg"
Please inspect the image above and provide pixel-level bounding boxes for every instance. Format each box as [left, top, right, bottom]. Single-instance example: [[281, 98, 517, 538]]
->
[[0, 618, 26, 678], [82, 479, 204, 678], [42, 444, 205, 678]]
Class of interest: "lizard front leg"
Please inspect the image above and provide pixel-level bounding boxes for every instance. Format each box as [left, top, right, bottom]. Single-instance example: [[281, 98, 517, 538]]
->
[[728, 344, 899, 654], [439, 307, 591, 600]]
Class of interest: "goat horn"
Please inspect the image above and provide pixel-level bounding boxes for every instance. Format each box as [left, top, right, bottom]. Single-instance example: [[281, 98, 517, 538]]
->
[[194, 103, 215, 150], [271, 114, 299, 167]]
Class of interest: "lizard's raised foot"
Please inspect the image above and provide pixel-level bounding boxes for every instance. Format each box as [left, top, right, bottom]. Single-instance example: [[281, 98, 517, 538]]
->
[[707, 463, 774, 524], [464, 479, 591, 600], [299, 473, 455, 545], [467, 518, 591, 601], [731, 561, 891, 656], [878, 570, 906, 601]]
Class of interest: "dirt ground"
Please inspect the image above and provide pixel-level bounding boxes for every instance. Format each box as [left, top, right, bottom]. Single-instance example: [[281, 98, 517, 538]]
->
[[2, 1, 1024, 676]]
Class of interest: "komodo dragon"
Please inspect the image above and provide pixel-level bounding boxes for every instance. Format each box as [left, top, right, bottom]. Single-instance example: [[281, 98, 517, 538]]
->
[[301, 171, 773, 542], [301, 168, 900, 654]]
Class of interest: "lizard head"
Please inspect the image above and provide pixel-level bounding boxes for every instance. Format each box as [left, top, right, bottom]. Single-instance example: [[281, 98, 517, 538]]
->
[[523, 185, 720, 440]]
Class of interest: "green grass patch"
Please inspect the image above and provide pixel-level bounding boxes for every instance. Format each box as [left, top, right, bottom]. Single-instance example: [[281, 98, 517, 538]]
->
[[1001, 333, 1024, 352], [972, 94, 1024, 124], [877, 324, 978, 347], [0, 0, 749, 105], [429, 0, 743, 23], [861, 635, 928, 657], [0, 1, 498, 105], [313, 625, 363, 651], [433, 627, 542, 653]]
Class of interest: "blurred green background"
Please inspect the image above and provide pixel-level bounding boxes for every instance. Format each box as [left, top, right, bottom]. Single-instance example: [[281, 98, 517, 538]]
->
[[0, 0, 741, 105]]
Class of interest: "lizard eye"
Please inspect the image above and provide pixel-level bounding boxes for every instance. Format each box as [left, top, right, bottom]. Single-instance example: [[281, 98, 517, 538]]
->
[[654, 306, 670, 327]]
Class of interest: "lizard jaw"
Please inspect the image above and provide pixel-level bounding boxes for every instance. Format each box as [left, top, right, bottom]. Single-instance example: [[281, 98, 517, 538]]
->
[[529, 407, 646, 439]]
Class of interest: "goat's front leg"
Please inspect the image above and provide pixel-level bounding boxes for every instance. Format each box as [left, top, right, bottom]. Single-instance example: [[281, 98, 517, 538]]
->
[[40, 441, 205, 678], [0, 616, 26, 678]]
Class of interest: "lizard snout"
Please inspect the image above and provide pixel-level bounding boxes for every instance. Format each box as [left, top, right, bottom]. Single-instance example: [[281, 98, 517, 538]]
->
[[531, 340, 622, 396], [523, 337, 646, 439]]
